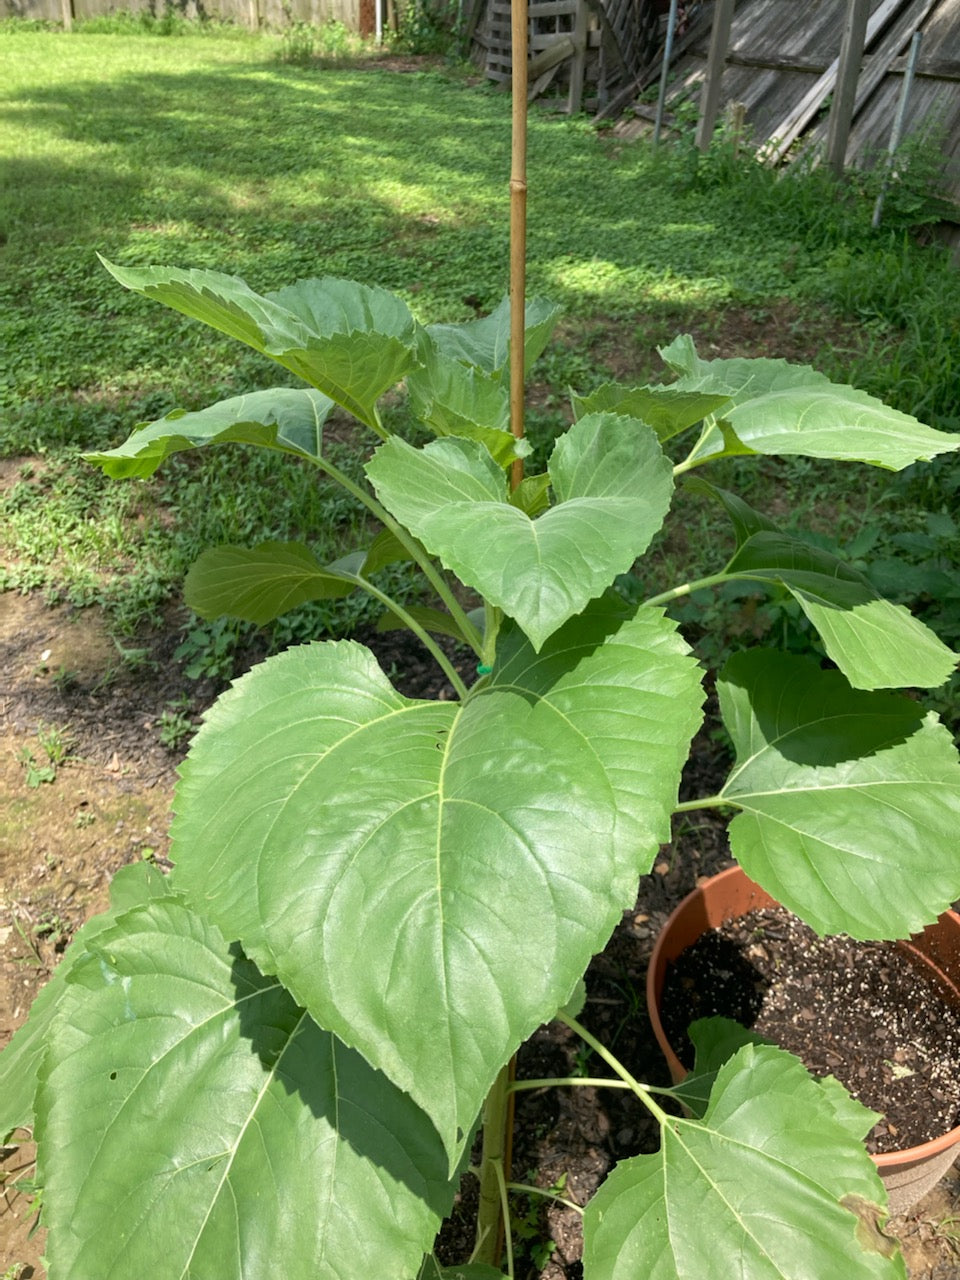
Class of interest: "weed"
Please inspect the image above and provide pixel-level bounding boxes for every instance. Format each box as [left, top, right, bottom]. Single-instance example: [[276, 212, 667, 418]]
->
[[16, 748, 56, 789], [158, 698, 195, 751], [36, 722, 73, 767]]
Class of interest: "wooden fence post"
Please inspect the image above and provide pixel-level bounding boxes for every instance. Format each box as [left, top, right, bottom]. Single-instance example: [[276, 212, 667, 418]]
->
[[696, 0, 736, 152], [825, 0, 869, 175]]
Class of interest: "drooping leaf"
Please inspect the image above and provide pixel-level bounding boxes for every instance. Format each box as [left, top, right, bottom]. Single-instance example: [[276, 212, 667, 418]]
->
[[100, 260, 421, 429], [361, 526, 416, 573], [659, 335, 960, 470], [184, 541, 359, 625], [716, 650, 960, 938], [406, 344, 521, 466], [37, 898, 456, 1280], [84, 387, 336, 479], [365, 415, 675, 651], [683, 475, 778, 547], [425, 296, 561, 378], [170, 599, 702, 1168], [724, 532, 957, 689], [582, 1044, 903, 1280], [571, 383, 730, 441]]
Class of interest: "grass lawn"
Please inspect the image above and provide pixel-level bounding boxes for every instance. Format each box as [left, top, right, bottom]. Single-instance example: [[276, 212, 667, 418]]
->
[[2, 25, 959, 685]]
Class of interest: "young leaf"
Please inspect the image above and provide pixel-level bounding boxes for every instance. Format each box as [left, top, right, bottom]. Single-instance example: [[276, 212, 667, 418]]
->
[[37, 898, 457, 1280], [661, 1017, 773, 1117], [100, 261, 421, 430], [660, 336, 960, 470], [724, 531, 957, 689], [169, 601, 702, 1170], [425, 296, 561, 378], [84, 387, 335, 479], [366, 415, 675, 651], [582, 1044, 903, 1280], [570, 383, 731, 441], [183, 541, 359, 625], [0, 861, 171, 1141], [406, 344, 521, 466], [716, 650, 960, 938]]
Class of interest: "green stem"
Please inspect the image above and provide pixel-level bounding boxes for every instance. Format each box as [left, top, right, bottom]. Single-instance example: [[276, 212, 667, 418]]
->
[[504, 1181, 584, 1216], [310, 451, 484, 658], [673, 795, 728, 813], [556, 1011, 671, 1125], [495, 1158, 515, 1280], [343, 574, 469, 700], [509, 1076, 633, 1092], [480, 600, 502, 672], [474, 1062, 512, 1267], [643, 572, 732, 609]]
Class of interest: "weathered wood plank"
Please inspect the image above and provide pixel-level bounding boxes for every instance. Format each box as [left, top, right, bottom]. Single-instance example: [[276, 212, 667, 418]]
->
[[826, 0, 871, 173], [761, 0, 909, 162], [696, 0, 736, 150]]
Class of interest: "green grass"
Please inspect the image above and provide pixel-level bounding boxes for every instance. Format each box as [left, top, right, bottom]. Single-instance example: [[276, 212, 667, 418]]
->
[[1, 27, 958, 680]]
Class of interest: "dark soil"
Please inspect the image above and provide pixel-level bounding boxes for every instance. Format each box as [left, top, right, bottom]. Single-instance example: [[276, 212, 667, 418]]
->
[[660, 906, 960, 1155]]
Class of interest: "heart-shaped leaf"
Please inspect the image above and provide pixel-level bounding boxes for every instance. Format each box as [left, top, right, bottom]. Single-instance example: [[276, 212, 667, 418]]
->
[[184, 541, 360, 625], [659, 335, 960, 470], [170, 599, 702, 1167], [716, 650, 960, 938], [84, 387, 335, 479], [101, 260, 421, 429], [37, 898, 456, 1280], [583, 1044, 902, 1280], [725, 532, 957, 689], [365, 415, 675, 651]]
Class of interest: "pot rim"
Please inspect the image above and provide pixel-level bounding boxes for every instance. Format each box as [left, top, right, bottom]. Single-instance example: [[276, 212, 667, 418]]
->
[[646, 863, 960, 1164]]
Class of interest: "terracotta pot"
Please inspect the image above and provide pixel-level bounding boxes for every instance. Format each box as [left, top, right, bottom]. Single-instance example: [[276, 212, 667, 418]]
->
[[645, 864, 960, 1214]]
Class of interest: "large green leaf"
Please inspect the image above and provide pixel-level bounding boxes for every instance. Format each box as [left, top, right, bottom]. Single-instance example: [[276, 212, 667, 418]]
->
[[660, 335, 960, 470], [365, 415, 675, 651], [170, 600, 702, 1168], [101, 261, 421, 429], [582, 1044, 903, 1280], [716, 650, 960, 938], [725, 532, 957, 689], [37, 898, 456, 1279], [84, 387, 335, 479], [570, 383, 731, 442], [0, 862, 169, 1141], [184, 541, 360, 625], [425, 296, 561, 378]]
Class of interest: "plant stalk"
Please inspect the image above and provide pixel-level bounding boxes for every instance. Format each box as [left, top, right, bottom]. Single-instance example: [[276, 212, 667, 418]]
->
[[509, 0, 528, 493], [307, 451, 484, 658], [474, 1060, 512, 1265]]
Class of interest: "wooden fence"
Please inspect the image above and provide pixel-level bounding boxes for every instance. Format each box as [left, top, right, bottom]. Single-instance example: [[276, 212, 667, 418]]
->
[[1, 0, 371, 33]]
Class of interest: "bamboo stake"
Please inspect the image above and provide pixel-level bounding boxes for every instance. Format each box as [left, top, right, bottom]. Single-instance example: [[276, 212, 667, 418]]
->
[[509, 0, 528, 492]]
